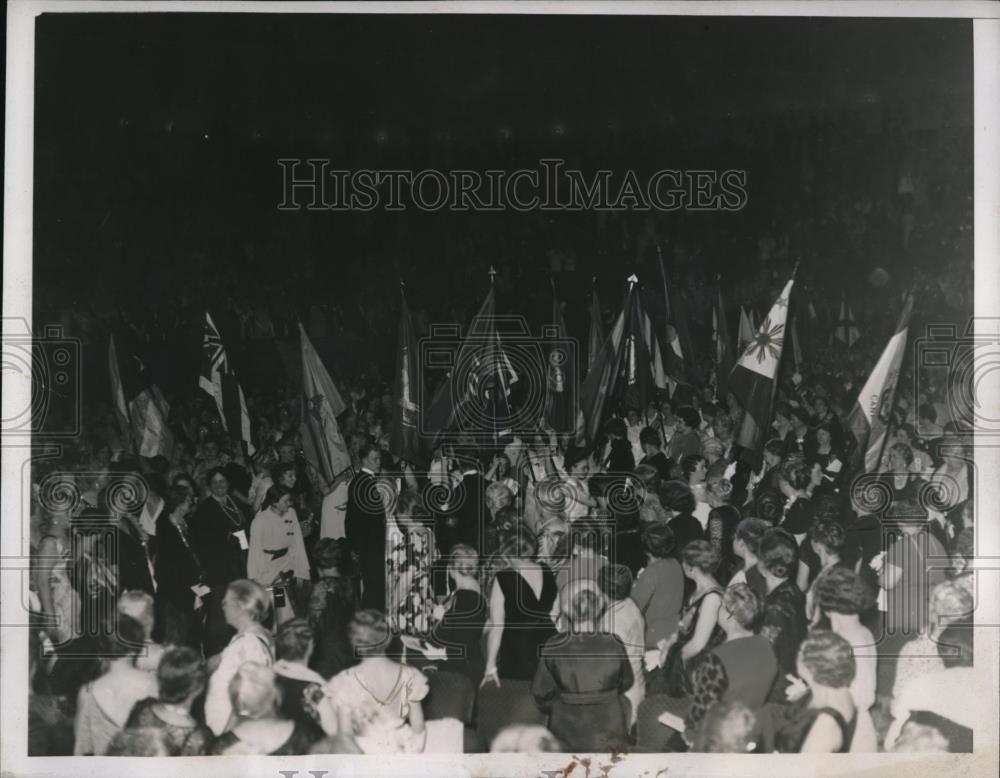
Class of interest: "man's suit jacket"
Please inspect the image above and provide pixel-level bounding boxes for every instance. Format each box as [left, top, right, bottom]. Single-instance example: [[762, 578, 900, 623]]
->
[[345, 470, 387, 609], [451, 471, 485, 553]]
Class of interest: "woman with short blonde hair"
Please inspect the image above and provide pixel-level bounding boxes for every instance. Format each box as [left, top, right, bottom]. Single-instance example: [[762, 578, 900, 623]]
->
[[532, 578, 633, 751]]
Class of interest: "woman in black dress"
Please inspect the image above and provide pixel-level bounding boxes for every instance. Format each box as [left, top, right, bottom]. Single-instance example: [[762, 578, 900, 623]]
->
[[429, 543, 488, 685], [479, 533, 557, 746], [189, 468, 252, 656], [651, 540, 725, 697], [772, 631, 858, 753], [778, 459, 814, 544], [153, 486, 206, 648], [878, 443, 924, 504], [307, 538, 359, 679]]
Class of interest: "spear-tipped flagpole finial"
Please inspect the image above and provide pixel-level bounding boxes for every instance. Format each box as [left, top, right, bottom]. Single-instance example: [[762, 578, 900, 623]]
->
[[488, 266, 497, 284], [627, 273, 639, 288]]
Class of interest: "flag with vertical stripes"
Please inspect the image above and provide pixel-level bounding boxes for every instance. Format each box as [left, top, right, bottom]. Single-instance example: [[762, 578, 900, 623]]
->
[[847, 294, 914, 473], [109, 333, 173, 458], [729, 276, 795, 455], [199, 312, 255, 456]]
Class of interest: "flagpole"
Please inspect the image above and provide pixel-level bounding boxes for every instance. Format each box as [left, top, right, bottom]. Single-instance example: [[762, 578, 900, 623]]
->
[[656, 244, 671, 366], [489, 267, 499, 449]]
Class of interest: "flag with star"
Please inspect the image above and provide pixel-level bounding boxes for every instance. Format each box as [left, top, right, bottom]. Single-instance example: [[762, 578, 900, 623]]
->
[[199, 311, 255, 456], [729, 274, 796, 454], [299, 323, 351, 489]]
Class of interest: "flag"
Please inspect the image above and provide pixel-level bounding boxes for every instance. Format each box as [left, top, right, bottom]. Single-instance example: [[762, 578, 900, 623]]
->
[[738, 306, 756, 354], [544, 283, 577, 434], [199, 312, 255, 456], [299, 323, 351, 489], [109, 336, 132, 455], [640, 305, 670, 394], [579, 301, 627, 445], [714, 282, 734, 399], [579, 275, 657, 444], [657, 246, 691, 385], [847, 294, 914, 473], [389, 288, 424, 466], [834, 298, 861, 347], [108, 333, 173, 458], [791, 307, 804, 371], [729, 276, 795, 455], [421, 281, 517, 448], [587, 282, 605, 375]]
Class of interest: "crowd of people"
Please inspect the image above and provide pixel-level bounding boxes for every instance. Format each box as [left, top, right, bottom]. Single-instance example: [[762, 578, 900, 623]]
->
[[26, 324, 976, 756], [24, 102, 976, 758]]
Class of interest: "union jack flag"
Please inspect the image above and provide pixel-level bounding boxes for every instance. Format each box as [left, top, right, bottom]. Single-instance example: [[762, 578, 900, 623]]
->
[[199, 312, 255, 455]]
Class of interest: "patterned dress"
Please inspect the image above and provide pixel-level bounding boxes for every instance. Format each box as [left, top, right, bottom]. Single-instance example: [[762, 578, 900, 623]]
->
[[386, 523, 436, 636]]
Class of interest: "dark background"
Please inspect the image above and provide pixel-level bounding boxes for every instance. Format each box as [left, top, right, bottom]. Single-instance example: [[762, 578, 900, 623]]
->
[[32, 13, 974, 399]]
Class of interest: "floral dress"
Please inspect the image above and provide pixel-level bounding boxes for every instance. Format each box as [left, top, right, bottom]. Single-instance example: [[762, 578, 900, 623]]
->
[[386, 522, 436, 636]]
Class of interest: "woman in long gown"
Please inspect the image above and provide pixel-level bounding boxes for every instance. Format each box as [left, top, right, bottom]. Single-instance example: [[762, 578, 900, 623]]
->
[[479, 533, 558, 746], [317, 610, 432, 753], [386, 490, 437, 637]]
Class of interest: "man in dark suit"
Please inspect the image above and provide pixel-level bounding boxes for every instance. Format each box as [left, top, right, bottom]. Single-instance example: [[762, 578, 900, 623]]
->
[[345, 440, 387, 610], [448, 456, 486, 554]]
